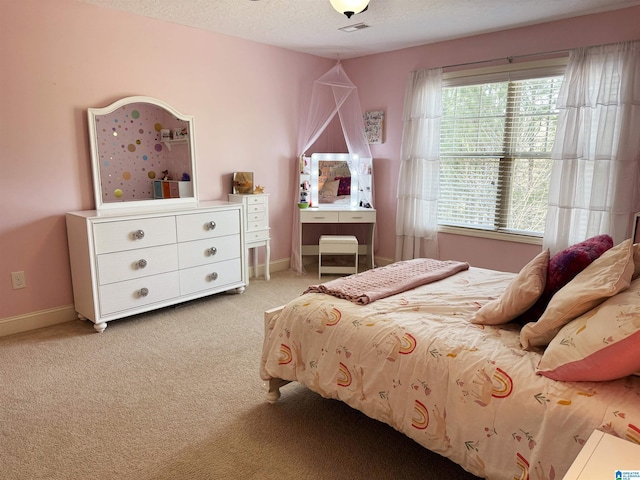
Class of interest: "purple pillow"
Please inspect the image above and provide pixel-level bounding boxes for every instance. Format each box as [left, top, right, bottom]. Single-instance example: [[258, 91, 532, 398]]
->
[[515, 234, 613, 325]]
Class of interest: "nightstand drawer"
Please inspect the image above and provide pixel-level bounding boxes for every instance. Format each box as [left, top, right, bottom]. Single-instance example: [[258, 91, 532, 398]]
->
[[97, 244, 179, 285]]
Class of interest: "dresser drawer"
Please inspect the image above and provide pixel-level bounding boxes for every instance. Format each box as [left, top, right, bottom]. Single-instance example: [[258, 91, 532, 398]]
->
[[97, 244, 179, 285], [177, 234, 241, 269], [179, 258, 242, 295], [339, 210, 376, 223], [176, 209, 240, 242], [99, 271, 180, 316], [93, 216, 177, 254], [299, 210, 340, 223]]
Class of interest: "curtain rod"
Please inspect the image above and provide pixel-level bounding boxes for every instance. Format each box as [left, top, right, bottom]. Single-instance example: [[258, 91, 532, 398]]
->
[[442, 47, 572, 71]]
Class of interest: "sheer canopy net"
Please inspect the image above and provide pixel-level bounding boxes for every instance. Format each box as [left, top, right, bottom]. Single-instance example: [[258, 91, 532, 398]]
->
[[291, 62, 372, 274]]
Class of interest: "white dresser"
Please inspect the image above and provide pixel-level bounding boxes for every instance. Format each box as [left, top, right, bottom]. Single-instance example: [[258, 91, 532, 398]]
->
[[228, 193, 270, 284], [66, 201, 246, 332]]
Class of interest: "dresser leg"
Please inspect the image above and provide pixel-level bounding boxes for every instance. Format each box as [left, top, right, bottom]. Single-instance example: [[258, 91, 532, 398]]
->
[[93, 322, 107, 333]]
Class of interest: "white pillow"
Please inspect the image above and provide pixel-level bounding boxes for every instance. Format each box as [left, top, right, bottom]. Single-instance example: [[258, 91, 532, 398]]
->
[[470, 249, 549, 325]]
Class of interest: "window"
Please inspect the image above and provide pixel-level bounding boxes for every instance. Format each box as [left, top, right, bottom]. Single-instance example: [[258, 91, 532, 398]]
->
[[438, 64, 565, 237]]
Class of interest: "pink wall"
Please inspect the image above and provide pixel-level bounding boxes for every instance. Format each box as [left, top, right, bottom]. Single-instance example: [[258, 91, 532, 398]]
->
[[0, 0, 333, 319], [1, 0, 639, 323], [343, 6, 640, 272]]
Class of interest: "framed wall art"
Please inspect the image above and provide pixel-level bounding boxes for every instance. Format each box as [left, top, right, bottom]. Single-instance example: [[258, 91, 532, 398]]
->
[[364, 110, 384, 144]]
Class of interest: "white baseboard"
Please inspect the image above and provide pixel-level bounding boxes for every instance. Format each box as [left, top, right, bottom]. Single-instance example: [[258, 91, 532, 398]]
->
[[1, 256, 391, 338], [0, 305, 77, 338]]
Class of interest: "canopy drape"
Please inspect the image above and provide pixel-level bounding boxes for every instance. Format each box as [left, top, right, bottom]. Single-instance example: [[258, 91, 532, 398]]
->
[[291, 63, 372, 273]]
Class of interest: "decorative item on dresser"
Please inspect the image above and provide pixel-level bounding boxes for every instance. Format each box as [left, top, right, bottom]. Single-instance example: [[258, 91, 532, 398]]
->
[[228, 193, 270, 284], [66, 96, 246, 332]]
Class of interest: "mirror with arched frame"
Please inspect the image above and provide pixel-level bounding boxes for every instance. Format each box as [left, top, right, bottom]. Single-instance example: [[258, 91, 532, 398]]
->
[[88, 96, 198, 211]]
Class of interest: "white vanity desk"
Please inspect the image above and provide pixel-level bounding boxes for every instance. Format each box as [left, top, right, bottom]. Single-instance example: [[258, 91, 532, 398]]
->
[[299, 207, 376, 270]]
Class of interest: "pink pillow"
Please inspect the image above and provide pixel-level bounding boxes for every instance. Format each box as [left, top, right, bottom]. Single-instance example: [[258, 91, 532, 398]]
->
[[537, 277, 640, 381], [516, 234, 613, 325]]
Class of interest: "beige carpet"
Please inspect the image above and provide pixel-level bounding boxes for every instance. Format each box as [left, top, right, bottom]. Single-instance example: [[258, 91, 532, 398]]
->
[[0, 268, 481, 480]]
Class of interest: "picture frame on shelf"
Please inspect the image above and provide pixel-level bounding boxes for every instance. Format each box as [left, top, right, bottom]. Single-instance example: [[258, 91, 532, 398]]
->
[[232, 172, 254, 194]]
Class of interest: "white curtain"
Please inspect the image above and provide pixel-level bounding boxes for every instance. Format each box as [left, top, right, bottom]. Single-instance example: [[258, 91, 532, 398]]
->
[[395, 67, 443, 261], [543, 41, 640, 254]]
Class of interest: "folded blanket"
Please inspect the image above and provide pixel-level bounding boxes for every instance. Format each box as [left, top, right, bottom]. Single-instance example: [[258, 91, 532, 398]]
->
[[304, 258, 469, 305]]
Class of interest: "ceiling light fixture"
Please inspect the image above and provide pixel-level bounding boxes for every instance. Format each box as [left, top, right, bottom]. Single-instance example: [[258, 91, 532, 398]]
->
[[330, 0, 370, 18]]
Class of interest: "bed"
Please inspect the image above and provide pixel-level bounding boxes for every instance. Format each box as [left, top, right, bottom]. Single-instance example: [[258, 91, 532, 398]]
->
[[260, 239, 640, 480]]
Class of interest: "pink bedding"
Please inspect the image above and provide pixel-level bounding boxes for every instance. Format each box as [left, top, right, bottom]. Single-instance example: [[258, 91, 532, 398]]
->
[[260, 267, 640, 480], [303, 258, 469, 304]]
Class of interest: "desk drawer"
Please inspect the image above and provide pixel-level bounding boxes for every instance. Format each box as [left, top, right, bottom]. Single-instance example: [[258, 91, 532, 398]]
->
[[93, 216, 176, 254], [97, 244, 179, 285], [178, 234, 241, 269], [300, 210, 340, 223], [339, 210, 376, 223], [176, 209, 241, 242]]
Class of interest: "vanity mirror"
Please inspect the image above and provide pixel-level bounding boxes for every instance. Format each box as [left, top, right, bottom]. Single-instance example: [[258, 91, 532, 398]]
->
[[88, 96, 198, 210], [307, 153, 372, 208]]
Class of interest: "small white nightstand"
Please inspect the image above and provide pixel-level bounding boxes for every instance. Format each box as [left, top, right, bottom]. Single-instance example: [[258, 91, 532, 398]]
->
[[562, 430, 640, 479], [228, 193, 270, 284]]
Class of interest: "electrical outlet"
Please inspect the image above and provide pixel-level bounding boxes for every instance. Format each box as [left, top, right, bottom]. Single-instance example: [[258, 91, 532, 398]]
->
[[11, 271, 26, 289]]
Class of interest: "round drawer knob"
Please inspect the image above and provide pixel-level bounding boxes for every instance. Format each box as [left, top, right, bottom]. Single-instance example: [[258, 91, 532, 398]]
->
[[136, 259, 148, 269], [133, 229, 145, 240], [208, 272, 218, 281], [207, 247, 217, 256], [139, 287, 149, 297], [206, 221, 216, 230]]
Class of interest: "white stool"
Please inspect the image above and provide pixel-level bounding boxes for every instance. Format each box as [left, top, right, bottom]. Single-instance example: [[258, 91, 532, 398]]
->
[[318, 235, 358, 278]]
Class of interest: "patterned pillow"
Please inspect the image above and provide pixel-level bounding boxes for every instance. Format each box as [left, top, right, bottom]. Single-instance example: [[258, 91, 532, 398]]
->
[[515, 234, 613, 325], [520, 239, 635, 350], [470, 249, 549, 325], [537, 277, 640, 381]]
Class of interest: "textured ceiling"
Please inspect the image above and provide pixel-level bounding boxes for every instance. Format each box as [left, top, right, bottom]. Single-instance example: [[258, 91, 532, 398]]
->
[[78, 0, 640, 59]]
